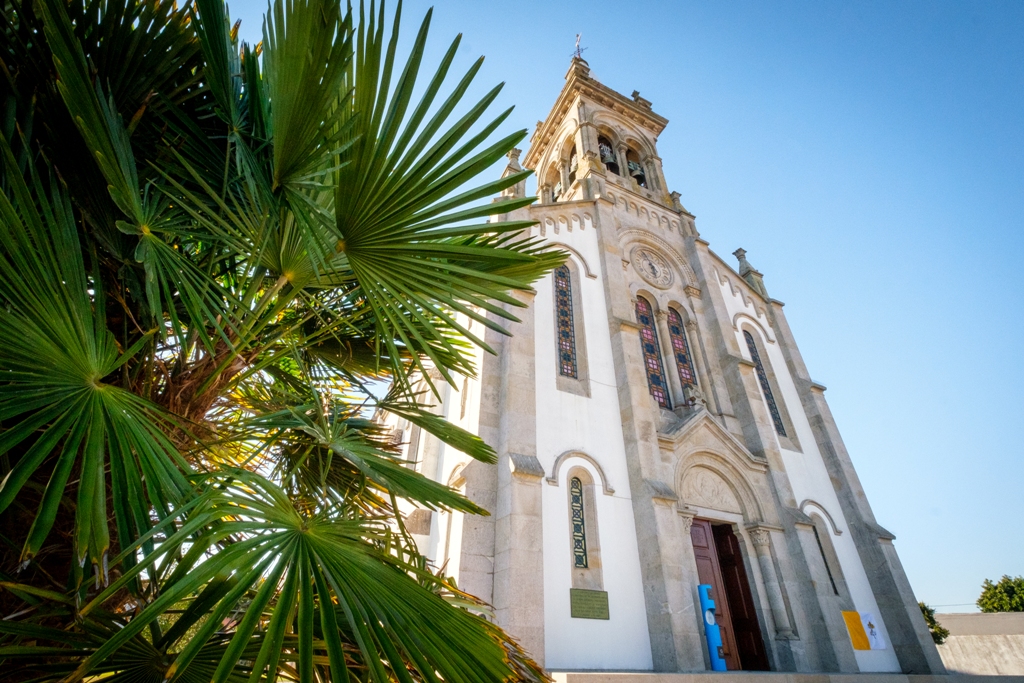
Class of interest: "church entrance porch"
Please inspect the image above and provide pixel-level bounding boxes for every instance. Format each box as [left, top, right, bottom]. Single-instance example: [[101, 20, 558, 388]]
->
[[691, 518, 770, 671]]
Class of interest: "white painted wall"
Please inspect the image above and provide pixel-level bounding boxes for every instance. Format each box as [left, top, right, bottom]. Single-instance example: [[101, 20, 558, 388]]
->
[[533, 224, 654, 671], [716, 267, 901, 672]]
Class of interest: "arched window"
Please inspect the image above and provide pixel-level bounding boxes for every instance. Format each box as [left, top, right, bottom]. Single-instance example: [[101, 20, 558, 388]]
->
[[568, 145, 578, 184], [743, 330, 786, 436], [570, 476, 588, 568], [667, 309, 697, 387], [626, 149, 647, 188], [555, 265, 577, 378], [636, 296, 670, 408], [598, 136, 619, 175]]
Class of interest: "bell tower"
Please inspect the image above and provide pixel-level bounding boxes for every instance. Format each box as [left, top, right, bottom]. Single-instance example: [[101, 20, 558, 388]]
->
[[524, 58, 677, 213]]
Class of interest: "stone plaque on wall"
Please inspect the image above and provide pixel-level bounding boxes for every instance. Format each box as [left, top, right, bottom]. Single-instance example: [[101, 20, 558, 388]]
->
[[570, 588, 609, 620]]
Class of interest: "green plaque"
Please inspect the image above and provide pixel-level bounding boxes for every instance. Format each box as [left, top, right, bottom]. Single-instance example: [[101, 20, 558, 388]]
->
[[570, 588, 609, 620]]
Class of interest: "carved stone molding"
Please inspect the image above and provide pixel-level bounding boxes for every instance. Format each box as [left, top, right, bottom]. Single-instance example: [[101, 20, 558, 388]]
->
[[749, 528, 772, 548], [508, 453, 545, 481], [677, 505, 697, 535], [645, 478, 678, 505], [546, 450, 615, 495], [684, 285, 702, 299], [681, 467, 741, 514]]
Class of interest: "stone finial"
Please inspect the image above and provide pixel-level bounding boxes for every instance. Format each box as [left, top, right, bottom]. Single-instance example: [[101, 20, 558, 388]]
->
[[500, 148, 527, 198], [506, 147, 523, 172], [733, 248, 770, 299], [631, 90, 653, 109], [733, 248, 753, 276]]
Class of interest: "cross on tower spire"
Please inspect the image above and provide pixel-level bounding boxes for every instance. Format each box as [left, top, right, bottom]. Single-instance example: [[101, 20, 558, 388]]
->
[[573, 33, 588, 59]]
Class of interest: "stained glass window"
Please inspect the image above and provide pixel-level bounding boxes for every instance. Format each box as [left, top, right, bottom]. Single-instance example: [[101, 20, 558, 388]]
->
[[635, 296, 670, 408], [744, 330, 787, 436], [667, 309, 696, 388], [555, 265, 577, 378], [570, 476, 588, 568]]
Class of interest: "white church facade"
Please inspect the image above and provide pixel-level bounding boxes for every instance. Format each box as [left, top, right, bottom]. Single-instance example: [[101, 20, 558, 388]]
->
[[384, 58, 945, 676]]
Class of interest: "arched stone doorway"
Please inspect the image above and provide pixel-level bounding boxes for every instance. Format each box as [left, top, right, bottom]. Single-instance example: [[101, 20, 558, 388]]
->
[[666, 422, 796, 672]]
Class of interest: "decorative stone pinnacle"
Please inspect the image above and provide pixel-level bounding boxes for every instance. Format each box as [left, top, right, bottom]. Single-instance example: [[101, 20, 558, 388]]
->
[[631, 90, 653, 109], [733, 248, 769, 299], [506, 148, 522, 171], [733, 248, 753, 275]]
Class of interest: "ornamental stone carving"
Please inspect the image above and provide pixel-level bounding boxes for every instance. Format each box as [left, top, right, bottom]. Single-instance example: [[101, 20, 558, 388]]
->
[[749, 528, 772, 547], [631, 247, 673, 289], [682, 467, 741, 514]]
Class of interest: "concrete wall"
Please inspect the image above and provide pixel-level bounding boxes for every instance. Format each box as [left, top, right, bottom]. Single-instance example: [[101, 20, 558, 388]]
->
[[937, 613, 1024, 675]]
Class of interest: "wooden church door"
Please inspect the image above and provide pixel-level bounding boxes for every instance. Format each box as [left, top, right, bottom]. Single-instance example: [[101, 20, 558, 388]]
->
[[713, 525, 770, 671], [690, 518, 741, 670], [690, 519, 770, 671]]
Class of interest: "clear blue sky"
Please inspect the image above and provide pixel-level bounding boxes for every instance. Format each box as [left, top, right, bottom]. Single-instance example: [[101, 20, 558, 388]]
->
[[233, 1, 1024, 612]]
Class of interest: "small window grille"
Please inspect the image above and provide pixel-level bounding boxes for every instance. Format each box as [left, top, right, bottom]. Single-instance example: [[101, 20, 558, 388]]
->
[[635, 297, 670, 408], [570, 476, 588, 568], [667, 309, 696, 387], [743, 330, 787, 436], [555, 265, 578, 378]]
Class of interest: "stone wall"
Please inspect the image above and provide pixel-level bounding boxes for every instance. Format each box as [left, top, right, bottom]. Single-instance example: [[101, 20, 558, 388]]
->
[[937, 613, 1024, 675]]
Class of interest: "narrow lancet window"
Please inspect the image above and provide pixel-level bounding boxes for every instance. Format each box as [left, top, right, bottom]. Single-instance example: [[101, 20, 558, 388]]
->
[[668, 309, 697, 387], [812, 524, 840, 596], [636, 296, 670, 408], [570, 476, 588, 568], [555, 265, 578, 378], [744, 330, 787, 436]]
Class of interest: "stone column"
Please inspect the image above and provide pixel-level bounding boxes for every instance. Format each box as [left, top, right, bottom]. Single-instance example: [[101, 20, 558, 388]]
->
[[656, 309, 684, 408], [617, 143, 630, 179], [748, 526, 794, 639], [490, 289, 545, 665], [560, 160, 571, 193], [539, 183, 551, 204], [677, 509, 711, 669], [645, 154, 669, 193]]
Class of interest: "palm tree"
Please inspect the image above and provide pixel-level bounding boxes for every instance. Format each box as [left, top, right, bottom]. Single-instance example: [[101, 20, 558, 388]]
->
[[0, 0, 562, 680]]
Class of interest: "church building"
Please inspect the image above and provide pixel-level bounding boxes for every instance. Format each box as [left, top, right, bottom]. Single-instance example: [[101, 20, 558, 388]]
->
[[384, 58, 945, 676]]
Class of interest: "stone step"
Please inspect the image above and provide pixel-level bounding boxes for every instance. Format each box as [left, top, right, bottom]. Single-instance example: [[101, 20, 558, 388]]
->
[[551, 673, 1024, 683]]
